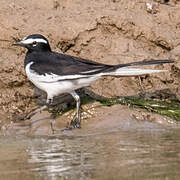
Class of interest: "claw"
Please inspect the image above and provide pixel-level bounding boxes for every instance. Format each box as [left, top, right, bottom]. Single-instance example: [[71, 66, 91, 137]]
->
[[19, 115, 31, 121], [64, 118, 81, 130], [70, 118, 81, 128]]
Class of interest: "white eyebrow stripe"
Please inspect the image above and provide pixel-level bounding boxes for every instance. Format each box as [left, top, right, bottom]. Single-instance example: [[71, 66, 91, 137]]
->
[[21, 38, 48, 44]]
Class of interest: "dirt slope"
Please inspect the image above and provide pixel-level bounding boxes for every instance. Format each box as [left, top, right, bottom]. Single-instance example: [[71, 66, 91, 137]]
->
[[0, 0, 179, 122]]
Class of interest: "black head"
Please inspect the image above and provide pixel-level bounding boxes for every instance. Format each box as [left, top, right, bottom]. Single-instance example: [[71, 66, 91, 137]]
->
[[13, 34, 51, 52]]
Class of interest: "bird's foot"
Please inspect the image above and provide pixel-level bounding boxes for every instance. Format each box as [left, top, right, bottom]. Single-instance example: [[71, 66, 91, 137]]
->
[[71, 119, 81, 129], [65, 118, 81, 130], [19, 105, 48, 121], [19, 114, 31, 121]]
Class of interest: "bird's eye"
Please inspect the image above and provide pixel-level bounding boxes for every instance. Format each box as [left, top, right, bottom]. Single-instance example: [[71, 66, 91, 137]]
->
[[32, 41, 37, 46]]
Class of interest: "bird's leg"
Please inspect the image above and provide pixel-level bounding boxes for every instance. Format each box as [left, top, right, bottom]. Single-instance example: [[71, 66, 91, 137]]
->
[[50, 117, 57, 134], [20, 105, 48, 120], [20, 98, 52, 121], [138, 76, 144, 92], [45, 98, 58, 133], [66, 91, 81, 129]]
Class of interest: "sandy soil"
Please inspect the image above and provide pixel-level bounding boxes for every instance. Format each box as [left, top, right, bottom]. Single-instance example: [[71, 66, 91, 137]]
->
[[0, 0, 180, 133]]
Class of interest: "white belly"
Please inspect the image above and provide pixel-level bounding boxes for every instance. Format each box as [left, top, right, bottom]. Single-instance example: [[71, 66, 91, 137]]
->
[[25, 62, 98, 99]]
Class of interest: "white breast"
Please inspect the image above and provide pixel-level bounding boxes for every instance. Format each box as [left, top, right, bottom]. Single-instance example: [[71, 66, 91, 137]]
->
[[25, 62, 99, 100]]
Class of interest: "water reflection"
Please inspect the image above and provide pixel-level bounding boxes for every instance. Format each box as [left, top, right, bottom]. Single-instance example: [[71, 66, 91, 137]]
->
[[27, 137, 96, 179], [0, 120, 180, 180]]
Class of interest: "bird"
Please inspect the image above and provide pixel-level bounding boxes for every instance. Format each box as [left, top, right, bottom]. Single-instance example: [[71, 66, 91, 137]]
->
[[13, 34, 174, 130]]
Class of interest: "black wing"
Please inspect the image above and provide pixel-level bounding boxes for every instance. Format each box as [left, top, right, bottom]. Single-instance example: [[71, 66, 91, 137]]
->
[[27, 51, 174, 76], [28, 52, 112, 76]]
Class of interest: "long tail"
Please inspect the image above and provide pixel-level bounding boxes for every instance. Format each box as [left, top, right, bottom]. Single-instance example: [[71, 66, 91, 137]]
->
[[103, 59, 174, 77], [115, 59, 174, 68]]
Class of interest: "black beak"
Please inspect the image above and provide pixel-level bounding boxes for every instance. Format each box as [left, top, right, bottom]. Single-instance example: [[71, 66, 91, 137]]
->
[[12, 41, 25, 47]]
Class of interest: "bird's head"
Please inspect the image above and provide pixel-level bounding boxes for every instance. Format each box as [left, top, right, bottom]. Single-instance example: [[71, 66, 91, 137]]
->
[[13, 34, 51, 52]]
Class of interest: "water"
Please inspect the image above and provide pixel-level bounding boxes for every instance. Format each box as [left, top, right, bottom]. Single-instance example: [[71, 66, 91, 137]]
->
[[0, 119, 180, 180]]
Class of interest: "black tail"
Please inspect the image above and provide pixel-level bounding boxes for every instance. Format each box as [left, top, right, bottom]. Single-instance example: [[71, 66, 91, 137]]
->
[[115, 59, 174, 68]]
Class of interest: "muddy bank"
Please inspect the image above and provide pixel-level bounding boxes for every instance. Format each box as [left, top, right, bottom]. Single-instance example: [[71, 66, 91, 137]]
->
[[0, 0, 180, 127], [1, 101, 179, 137]]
